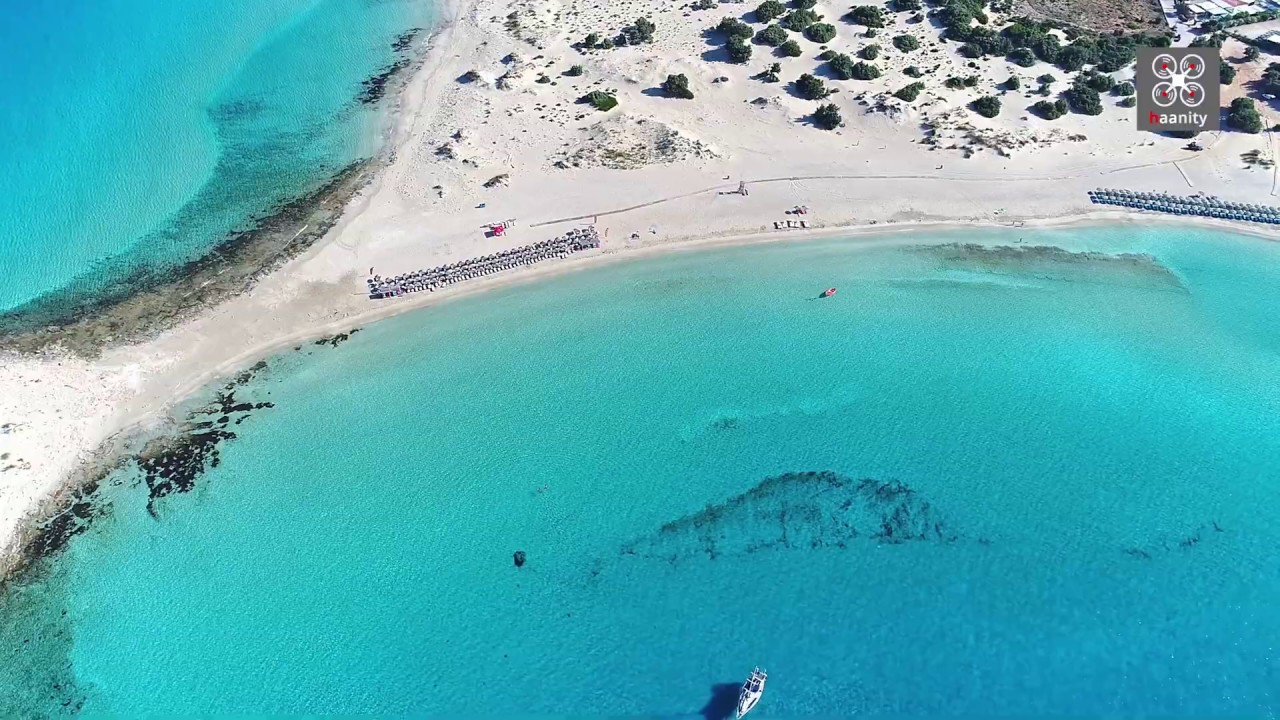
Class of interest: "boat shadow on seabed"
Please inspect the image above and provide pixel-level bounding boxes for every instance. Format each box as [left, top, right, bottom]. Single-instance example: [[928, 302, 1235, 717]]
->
[[698, 683, 743, 720]]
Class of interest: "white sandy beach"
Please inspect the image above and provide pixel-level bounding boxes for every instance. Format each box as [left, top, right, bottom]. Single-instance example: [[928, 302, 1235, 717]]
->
[[3, 0, 1280, 575]]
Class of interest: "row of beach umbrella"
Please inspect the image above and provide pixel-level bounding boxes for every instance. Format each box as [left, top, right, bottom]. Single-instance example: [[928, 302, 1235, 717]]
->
[[1089, 189, 1280, 225]]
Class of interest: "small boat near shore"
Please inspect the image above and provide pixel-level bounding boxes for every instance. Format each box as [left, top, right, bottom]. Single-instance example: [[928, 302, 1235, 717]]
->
[[736, 667, 767, 718], [821, 287, 837, 298]]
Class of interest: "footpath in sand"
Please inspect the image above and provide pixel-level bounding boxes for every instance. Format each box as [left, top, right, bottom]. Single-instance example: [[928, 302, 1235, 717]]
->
[[4, 0, 1280, 575]]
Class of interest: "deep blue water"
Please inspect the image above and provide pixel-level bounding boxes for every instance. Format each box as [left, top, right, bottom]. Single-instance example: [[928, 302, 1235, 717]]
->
[[2, 225, 1278, 716], [0, 0, 432, 315]]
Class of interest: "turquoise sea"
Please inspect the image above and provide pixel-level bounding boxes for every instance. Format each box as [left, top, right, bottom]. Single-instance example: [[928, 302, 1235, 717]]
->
[[3, 225, 1280, 716], [0, 0, 432, 318]]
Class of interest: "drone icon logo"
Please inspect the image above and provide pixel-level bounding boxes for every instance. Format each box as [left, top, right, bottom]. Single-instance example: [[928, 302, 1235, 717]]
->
[[1151, 52, 1206, 108], [1136, 46, 1220, 132]]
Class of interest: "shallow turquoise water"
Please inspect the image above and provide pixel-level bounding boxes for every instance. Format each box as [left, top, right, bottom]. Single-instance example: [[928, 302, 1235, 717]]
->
[[0, 0, 432, 315], [3, 226, 1279, 715]]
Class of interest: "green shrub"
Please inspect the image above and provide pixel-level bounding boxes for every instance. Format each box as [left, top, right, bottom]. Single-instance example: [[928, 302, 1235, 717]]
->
[[892, 0, 922, 10], [895, 81, 925, 101], [1032, 98, 1068, 119], [781, 9, 821, 30], [780, 39, 803, 56], [757, 24, 789, 46], [692, 0, 718, 9], [716, 16, 754, 39], [565, 64, 585, 77], [850, 61, 881, 80], [1118, 96, 1136, 107], [1065, 79, 1102, 115], [1079, 69, 1114, 92], [845, 5, 885, 27], [1228, 97, 1263, 132], [972, 95, 1001, 117], [755, 0, 787, 22], [814, 102, 843, 129], [828, 52, 856, 79], [728, 37, 753, 63], [865, 27, 878, 38], [1221, 63, 1237, 84], [662, 73, 694, 98], [1244, 45, 1261, 61], [1114, 81, 1134, 96], [580, 91, 617, 111], [583, 32, 600, 47], [960, 43, 983, 58], [793, 0, 819, 9], [805, 22, 837, 43], [893, 34, 919, 52], [1006, 75, 1021, 90], [904, 65, 922, 77], [796, 72, 829, 99], [1036, 73, 1055, 85], [860, 44, 880, 60], [1008, 47, 1035, 67], [944, 76, 965, 89]]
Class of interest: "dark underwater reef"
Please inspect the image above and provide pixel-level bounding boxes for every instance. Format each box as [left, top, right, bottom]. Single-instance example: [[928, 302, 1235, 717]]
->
[[619, 471, 966, 566]]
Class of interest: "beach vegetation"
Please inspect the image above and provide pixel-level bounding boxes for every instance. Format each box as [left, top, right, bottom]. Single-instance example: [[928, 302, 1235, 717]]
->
[[865, 27, 879, 38], [1244, 45, 1261, 62], [780, 39, 803, 56], [728, 36, 754, 62], [893, 34, 919, 52], [1220, 63, 1237, 85], [818, 49, 836, 59], [971, 95, 1001, 117], [960, 43, 983, 58], [894, 81, 925, 101], [601, 38, 616, 49], [796, 72, 830, 99], [717, 17, 755, 40], [1032, 98, 1068, 119], [793, 0, 819, 9], [781, 9, 822, 31], [1065, 78, 1103, 115], [1005, 75, 1020, 90], [580, 90, 618, 111], [1079, 69, 1114, 93], [805, 22, 837, 43], [1008, 47, 1036, 67], [850, 61, 881, 80], [892, 0, 922, 10], [1228, 97, 1264, 133], [860, 44, 880, 60], [756, 0, 787, 22], [1036, 73, 1055, 85], [813, 102, 843, 128], [845, 6, 885, 28], [565, 64, 585, 76], [692, 0, 719, 9], [1114, 81, 1134, 96], [904, 65, 923, 77], [757, 23, 789, 45], [1190, 33, 1225, 48], [1118, 96, 1136, 107], [616, 16, 656, 45], [828, 52, 857, 79], [583, 32, 601, 48], [662, 73, 695, 98]]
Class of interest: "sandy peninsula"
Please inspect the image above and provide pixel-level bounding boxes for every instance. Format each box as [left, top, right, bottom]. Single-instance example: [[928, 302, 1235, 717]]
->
[[3, 0, 1280, 578]]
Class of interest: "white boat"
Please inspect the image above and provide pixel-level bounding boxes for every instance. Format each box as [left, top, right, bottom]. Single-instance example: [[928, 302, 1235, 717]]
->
[[736, 667, 767, 718]]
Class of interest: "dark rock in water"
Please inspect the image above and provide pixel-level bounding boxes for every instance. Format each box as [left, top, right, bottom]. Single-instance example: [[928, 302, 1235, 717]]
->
[[513, 550, 527, 567], [314, 328, 360, 348], [618, 471, 965, 567]]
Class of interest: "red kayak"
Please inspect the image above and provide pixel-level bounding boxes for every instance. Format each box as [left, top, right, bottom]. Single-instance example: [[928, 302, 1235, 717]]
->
[[821, 287, 837, 298]]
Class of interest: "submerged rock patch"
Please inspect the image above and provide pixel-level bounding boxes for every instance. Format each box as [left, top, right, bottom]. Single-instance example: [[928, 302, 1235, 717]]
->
[[620, 471, 965, 566], [1123, 520, 1225, 560]]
